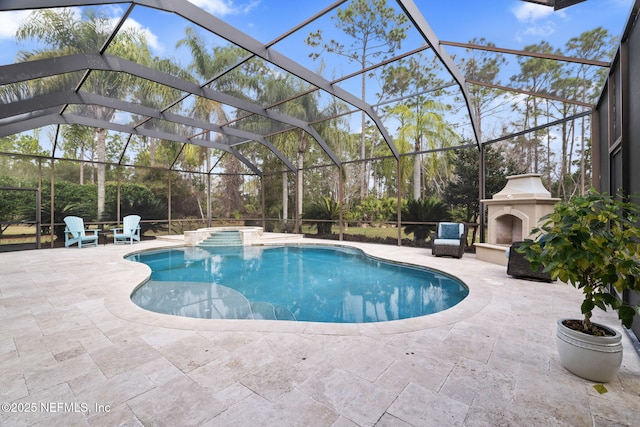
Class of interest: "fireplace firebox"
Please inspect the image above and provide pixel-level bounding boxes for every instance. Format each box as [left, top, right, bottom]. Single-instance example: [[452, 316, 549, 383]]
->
[[476, 174, 559, 266]]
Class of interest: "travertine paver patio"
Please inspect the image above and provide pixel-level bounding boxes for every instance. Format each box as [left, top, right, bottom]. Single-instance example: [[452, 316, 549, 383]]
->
[[1, 236, 639, 426]]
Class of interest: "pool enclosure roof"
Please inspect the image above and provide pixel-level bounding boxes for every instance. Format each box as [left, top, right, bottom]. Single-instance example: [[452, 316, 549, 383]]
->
[[0, 0, 626, 176]]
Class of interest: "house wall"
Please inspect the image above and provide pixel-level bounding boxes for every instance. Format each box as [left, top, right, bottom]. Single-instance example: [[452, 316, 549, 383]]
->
[[594, 0, 640, 341]]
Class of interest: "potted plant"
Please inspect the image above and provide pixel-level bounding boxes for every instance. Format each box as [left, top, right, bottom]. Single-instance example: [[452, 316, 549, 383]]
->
[[518, 190, 640, 382]]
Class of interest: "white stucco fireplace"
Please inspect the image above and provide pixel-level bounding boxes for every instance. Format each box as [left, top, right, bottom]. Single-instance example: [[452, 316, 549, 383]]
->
[[476, 174, 559, 266]]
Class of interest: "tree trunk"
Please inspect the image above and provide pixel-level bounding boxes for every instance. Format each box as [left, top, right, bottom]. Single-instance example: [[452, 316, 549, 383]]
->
[[96, 128, 106, 220], [413, 138, 421, 199], [360, 55, 367, 200], [297, 131, 306, 218], [282, 171, 288, 222], [80, 144, 85, 185]]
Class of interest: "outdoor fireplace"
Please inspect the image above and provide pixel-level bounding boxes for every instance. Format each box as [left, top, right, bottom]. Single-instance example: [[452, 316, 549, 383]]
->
[[476, 174, 559, 266]]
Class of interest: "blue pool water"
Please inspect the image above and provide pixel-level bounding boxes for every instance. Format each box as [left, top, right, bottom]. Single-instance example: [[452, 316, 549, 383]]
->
[[128, 245, 468, 323]]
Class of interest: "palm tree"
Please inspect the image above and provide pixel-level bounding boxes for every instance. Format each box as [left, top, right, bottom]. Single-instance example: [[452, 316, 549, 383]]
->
[[303, 196, 340, 235], [177, 28, 259, 218], [390, 100, 459, 199], [401, 197, 449, 243], [14, 8, 152, 219]]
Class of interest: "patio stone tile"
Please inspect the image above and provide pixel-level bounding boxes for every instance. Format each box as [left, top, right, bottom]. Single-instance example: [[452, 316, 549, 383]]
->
[[291, 336, 360, 378], [127, 375, 225, 427], [0, 371, 28, 402], [439, 357, 517, 407], [72, 368, 155, 409], [386, 382, 469, 427], [496, 321, 555, 347], [588, 395, 640, 426], [271, 389, 339, 426], [24, 353, 98, 394], [35, 310, 95, 336], [66, 369, 107, 396], [239, 358, 306, 402], [375, 351, 455, 394], [437, 330, 496, 364], [329, 416, 361, 427], [211, 382, 254, 407], [53, 345, 86, 362], [464, 404, 550, 426], [139, 356, 184, 386], [0, 312, 43, 340], [199, 392, 274, 427], [78, 332, 113, 353], [87, 403, 144, 427], [14, 333, 84, 360], [330, 338, 400, 382], [88, 337, 161, 378], [259, 332, 326, 365], [0, 338, 17, 364], [491, 336, 551, 371], [187, 358, 240, 393], [376, 412, 413, 426], [297, 367, 396, 426], [196, 330, 266, 352], [217, 337, 282, 375], [47, 293, 90, 308], [102, 323, 158, 344], [140, 327, 198, 347], [0, 383, 89, 427], [0, 349, 57, 384], [513, 368, 592, 426], [2, 239, 639, 426], [153, 333, 233, 372]]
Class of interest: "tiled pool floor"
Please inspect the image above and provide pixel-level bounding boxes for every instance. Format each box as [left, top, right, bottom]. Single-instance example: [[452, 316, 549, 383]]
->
[[1, 237, 639, 426]]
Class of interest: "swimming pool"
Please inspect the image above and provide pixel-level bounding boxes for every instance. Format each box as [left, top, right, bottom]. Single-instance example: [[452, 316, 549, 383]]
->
[[128, 245, 468, 323]]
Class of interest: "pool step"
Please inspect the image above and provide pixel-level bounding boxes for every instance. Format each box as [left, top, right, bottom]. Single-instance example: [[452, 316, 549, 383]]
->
[[250, 301, 297, 321], [198, 230, 242, 247]]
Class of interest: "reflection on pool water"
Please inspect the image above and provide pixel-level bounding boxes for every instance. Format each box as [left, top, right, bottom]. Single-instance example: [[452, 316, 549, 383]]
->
[[128, 245, 468, 323]]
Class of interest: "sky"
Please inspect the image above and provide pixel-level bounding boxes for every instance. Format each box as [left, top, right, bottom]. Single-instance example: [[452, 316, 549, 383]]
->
[[0, 0, 634, 66], [0, 0, 635, 146]]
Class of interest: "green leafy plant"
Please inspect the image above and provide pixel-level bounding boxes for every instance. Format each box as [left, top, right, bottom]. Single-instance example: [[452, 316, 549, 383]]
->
[[352, 196, 397, 224], [103, 183, 168, 236], [518, 191, 640, 335], [303, 196, 340, 235], [35, 181, 97, 240], [401, 197, 449, 243]]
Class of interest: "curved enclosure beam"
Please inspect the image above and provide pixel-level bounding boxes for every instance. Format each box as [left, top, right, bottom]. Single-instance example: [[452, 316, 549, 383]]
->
[[0, 111, 263, 175], [0, 90, 297, 172], [0, 53, 322, 171], [0, 0, 350, 166]]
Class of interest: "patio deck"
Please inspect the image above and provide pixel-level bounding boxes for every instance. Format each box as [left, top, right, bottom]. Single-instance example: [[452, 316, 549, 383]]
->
[[1, 236, 639, 426]]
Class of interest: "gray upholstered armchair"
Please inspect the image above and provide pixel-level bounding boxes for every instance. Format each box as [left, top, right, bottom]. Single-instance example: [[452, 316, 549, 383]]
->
[[432, 222, 466, 258]]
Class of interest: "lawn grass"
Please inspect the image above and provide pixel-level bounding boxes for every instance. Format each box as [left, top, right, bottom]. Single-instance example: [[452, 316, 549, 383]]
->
[[1, 225, 56, 245], [301, 225, 414, 240], [1, 223, 422, 245]]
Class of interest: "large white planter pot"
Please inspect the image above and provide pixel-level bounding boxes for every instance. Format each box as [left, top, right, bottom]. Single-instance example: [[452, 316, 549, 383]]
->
[[556, 318, 623, 383]]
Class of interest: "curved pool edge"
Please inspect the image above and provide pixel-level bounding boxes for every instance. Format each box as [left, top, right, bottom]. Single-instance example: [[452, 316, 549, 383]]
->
[[104, 240, 493, 336]]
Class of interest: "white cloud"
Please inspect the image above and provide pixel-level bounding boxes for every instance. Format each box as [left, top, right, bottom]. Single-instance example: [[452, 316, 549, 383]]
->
[[121, 18, 163, 54], [511, 2, 565, 41], [188, 0, 233, 16], [523, 22, 557, 37], [511, 2, 560, 23], [187, 0, 259, 17], [0, 11, 32, 40]]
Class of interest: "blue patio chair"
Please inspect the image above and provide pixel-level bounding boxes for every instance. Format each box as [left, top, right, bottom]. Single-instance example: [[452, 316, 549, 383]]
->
[[113, 215, 141, 245], [63, 216, 99, 248]]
